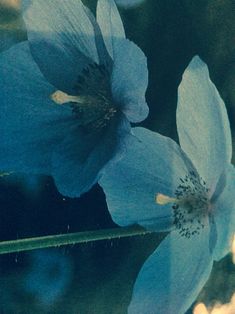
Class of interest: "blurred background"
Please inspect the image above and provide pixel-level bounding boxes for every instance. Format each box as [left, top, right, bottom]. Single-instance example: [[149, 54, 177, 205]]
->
[[0, 0, 235, 313]]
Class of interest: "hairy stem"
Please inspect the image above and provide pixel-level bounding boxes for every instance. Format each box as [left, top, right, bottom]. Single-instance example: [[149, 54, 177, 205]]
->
[[0, 225, 152, 255]]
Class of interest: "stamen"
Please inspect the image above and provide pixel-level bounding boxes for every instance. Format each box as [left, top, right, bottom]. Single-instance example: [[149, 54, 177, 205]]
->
[[51, 90, 84, 105], [155, 172, 210, 238], [156, 193, 177, 205], [50, 63, 117, 132]]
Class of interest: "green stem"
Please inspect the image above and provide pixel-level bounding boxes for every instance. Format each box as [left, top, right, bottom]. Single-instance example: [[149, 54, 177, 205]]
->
[[0, 226, 152, 255]]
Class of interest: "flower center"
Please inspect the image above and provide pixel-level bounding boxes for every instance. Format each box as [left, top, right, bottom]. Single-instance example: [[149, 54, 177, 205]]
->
[[156, 171, 211, 238], [51, 63, 117, 131]]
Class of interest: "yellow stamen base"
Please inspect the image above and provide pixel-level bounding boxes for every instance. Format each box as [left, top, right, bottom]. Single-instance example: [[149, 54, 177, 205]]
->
[[155, 193, 177, 205], [51, 90, 83, 105]]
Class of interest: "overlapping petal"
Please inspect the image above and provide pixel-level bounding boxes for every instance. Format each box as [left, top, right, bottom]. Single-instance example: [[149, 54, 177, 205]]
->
[[97, 0, 125, 59], [0, 0, 149, 199], [52, 114, 130, 198], [128, 228, 213, 314], [0, 41, 74, 174], [22, 0, 99, 92], [213, 164, 235, 261], [177, 56, 232, 187], [99, 127, 198, 231], [111, 39, 149, 122]]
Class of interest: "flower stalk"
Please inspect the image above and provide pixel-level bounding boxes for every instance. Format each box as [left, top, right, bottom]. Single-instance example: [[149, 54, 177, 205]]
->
[[0, 226, 152, 255]]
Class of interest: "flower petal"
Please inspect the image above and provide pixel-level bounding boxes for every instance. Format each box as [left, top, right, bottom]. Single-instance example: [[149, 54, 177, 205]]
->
[[128, 228, 213, 314], [97, 0, 125, 59], [0, 41, 74, 174], [213, 164, 235, 261], [22, 0, 99, 92], [82, 5, 111, 67], [52, 114, 130, 198], [177, 56, 232, 187], [99, 127, 198, 231], [111, 39, 149, 123]]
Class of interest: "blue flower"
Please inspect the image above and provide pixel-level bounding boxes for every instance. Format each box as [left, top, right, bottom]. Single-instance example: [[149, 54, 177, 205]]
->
[[99, 56, 235, 314], [0, 0, 148, 197]]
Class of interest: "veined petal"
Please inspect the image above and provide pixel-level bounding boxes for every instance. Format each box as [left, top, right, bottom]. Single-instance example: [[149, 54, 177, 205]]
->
[[52, 114, 130, 198], [111, 39, 149, 123], [97, 0, 125, 59], [0, 41, 74, 174], [177, 56, 232, 187], [22, 0, 99, 92], [99, 127, 198, 231], [213, 164, 235, 261], [128, 228, 213, 314]]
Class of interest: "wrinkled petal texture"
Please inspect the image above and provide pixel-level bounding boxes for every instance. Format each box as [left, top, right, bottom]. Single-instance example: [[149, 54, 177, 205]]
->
[[177, 56, 232, 188], [52, 114, 130, 198], [97, 0, 125, 59], [99, 127, 198, 231], [22, 0, 100, 92], [111, 39, 149, 122], [129, 228, 213, 314], [213, 164, 235, 261], [0, 41, 75, 174]]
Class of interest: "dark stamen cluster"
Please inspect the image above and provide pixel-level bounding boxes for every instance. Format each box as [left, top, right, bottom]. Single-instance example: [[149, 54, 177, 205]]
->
[[173, 171, 209, 238], [72, 63, 117, 131]]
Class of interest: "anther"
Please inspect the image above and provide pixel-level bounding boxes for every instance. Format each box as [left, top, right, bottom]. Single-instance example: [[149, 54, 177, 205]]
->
[[51, 90, 84, 105], [155, 172, 210, 238], [156, 193, 177, 205]]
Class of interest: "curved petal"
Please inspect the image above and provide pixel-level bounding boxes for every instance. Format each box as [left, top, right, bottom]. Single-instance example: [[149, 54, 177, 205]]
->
[[213, 164, 235, 261], [22, 0, 99, 92], [0, 41, 74, 174], [177, 56, 232, 187], [97, 0, 125, 59], [99, 127, 199, 231], [111, 39, 149, 123], [52, 114, 130, 198], [128, 228, 213, 314], [83, 5, 111, 67]]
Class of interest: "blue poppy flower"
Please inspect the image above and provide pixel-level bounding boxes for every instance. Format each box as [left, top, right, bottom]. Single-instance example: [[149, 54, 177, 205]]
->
[[0, 0, 148, 197], [99, 56, 235, 314]]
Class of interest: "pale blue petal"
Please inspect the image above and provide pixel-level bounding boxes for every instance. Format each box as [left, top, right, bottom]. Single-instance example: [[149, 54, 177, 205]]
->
[[129, 228, 213, 314], [213, 164, 235, 261], [22, 0, 99, 92], [97, 0, 125, 59], [52, 114, 130, 198], [99, 127, 199, 231], [177, 56, 232, 187], [111, 39, 149, 123], [0, 41, 75, 174], [83, 5, 111, 67]]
